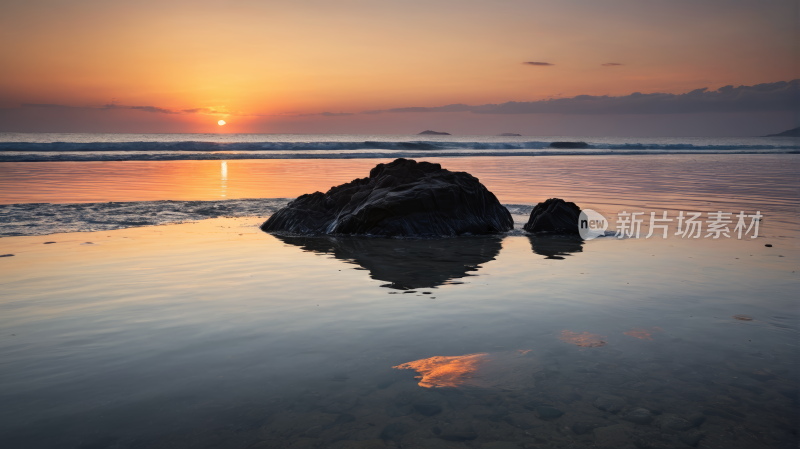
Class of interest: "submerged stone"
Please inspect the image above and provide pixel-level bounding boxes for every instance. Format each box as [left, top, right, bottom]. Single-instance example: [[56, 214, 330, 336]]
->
[[622, 408, 653, 424], [534, 406, 564, 420], [523, 198, 582, 234], [593, 395, 626, 413], [261, 158, 513, 237]]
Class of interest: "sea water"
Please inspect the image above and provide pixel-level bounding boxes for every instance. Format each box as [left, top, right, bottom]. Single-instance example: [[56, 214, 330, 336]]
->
[[0, 137, 798, 448]]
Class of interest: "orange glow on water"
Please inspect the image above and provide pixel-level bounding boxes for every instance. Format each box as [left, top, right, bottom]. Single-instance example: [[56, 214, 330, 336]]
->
[[393, 353, 490, 388], [560, 330, 607, 347], [623, 327, 664, 340]]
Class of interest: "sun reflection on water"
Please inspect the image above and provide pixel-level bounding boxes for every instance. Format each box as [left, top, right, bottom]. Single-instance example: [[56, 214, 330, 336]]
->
[[221, 161, 227, 197]]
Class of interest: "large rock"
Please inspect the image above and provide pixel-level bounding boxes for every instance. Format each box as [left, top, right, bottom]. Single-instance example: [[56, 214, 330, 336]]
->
[[523, 198, 581, 234], [261, 158, 513, 237]]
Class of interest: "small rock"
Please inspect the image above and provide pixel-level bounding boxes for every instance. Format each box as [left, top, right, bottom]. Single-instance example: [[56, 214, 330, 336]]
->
[[0, 254, 14, 257], [679, 430, 703, 447], [44, 242, 56, 244], [622, 408, 652, 425], [534, 406, 564, 420], [523, 198, 582, 234], [593, 395, 626, 413], [765, 244, 772, 247]]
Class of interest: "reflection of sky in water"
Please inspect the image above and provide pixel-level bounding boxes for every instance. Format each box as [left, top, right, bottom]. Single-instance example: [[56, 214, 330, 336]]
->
[[394, 353, 490, 388], [0, 152, 798, 446]]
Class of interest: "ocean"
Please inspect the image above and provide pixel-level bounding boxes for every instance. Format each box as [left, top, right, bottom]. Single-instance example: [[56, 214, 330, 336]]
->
[[0, 133, 798, 448]]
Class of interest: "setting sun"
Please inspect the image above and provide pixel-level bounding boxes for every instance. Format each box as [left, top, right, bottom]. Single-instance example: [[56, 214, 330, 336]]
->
[[218, 120, 226, 126]]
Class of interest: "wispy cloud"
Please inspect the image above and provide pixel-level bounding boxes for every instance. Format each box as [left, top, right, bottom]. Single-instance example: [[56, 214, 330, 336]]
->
[[523, 62, 553, 66], [602, 63, 623, 66], [297, 111, 355, 117], [357, 79, 798, 115], [21, 103, 75, 108]]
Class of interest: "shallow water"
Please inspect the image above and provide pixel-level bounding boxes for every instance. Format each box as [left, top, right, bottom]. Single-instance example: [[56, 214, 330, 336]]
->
[[0, 154, 799, 448], [0, 218, 797, 448]]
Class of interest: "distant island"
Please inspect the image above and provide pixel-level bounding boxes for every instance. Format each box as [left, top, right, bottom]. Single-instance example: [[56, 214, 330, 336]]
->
[[418, 130, 451, 135], [497, 133, 522, 136], [763, 127, 800, 137]]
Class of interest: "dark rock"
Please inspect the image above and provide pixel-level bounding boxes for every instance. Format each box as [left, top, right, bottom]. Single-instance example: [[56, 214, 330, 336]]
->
[[413, 403, 442, 416], [523, 198, 581, 234], [261, 158, 513, 237], [679, 430, 703, 447], [550, 141, 589, 149], [622, 408, 653, 425], [593, 395, 626, 413], [0, 254, 14, 257], [380, 421, 415, 442], [274, 234, 501, 290], [765, 243, 772, 247], [44, 242, 56, 244], [534, 406, 564, 420], [418, 130, 450, 135], [498, 133, 522, 136], [528, 234, 583, 259]]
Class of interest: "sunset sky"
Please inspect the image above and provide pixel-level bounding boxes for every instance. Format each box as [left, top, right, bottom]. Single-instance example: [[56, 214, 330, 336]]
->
[[0, 0, 797, 135]]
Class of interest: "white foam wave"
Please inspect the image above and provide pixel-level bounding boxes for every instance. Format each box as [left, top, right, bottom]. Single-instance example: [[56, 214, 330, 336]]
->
[[0, 140, 797, 162]]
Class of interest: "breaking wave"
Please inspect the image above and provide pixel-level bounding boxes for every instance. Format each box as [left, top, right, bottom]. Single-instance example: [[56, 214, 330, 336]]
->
[[0, 140, 797, 162]]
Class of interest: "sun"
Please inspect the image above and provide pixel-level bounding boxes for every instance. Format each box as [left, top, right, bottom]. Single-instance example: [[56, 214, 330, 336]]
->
[[218, 120, 226, 126]]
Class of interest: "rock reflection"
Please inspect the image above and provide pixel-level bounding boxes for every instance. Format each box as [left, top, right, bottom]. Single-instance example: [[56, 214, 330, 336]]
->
[[528, 235, 583, 260], [273, 235, 502, 289]]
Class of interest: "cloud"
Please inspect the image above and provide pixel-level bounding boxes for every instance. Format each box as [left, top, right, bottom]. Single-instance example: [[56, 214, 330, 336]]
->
[[602, 63, 623, 66], [362, 104, 473, 115], [129, 105, 177, 114], [297, 111, 355, 117], [523, 62, 553, 66], [21, 103, 76, 108], [359, 79, 798, 115]]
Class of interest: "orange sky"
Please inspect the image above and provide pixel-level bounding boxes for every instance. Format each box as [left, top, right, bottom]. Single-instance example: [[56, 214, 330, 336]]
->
[[0, 0, 796, 134]]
